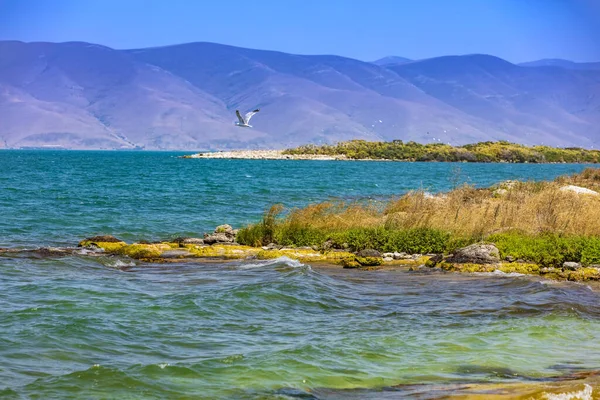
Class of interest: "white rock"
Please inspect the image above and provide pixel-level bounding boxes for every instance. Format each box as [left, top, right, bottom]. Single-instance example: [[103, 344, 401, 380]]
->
[[559, 185, 599, 196]]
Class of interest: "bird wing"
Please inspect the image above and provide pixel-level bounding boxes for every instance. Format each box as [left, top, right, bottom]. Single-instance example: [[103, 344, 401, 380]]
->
[[244, 109, 260, 123], [235, 110, 245, 124]]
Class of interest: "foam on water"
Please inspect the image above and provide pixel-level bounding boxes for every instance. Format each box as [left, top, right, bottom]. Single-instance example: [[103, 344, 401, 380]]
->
[[544, 384, 593, 400], [237, 256, 307, 270]]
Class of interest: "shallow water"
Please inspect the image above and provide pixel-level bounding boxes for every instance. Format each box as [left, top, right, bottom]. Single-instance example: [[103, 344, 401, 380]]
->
[[1, 151, 599, 398]]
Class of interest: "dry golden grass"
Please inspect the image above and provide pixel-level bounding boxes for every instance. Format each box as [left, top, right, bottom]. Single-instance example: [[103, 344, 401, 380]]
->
[[278, 168, 600, 238]]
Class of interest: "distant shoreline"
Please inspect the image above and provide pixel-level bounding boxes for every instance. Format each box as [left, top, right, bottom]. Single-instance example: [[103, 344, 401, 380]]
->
[[181, 150, 350, 161], [181, 140, 600, 163]]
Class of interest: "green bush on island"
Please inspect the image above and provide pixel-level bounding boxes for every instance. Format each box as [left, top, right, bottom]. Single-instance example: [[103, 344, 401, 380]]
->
[[282, 140, 600, 163], [236, 168, 600, 268]]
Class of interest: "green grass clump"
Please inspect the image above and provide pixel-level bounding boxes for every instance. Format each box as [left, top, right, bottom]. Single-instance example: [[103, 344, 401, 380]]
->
[[488, 231, 600, 267]]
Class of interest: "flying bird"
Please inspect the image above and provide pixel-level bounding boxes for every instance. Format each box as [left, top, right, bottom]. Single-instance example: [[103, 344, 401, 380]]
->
[[235, 108, 260, 128]]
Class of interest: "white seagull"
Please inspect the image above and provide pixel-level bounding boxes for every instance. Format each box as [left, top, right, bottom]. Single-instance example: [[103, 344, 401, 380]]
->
[[235, 108, 260, 128]]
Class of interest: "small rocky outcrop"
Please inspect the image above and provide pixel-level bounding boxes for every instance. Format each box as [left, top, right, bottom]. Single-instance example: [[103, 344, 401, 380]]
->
[[445, 243, 500, 264], [78, 235, 123, 246], [203, 224, 237, 245]]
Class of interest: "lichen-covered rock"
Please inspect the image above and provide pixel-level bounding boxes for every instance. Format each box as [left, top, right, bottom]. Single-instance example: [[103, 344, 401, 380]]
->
[[356, 256, 383, 266], [357, 249, 381, 258], [445, 243, 500, 264]]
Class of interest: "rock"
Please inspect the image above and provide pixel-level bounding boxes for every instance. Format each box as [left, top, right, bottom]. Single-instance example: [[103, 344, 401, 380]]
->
[[322, 239, 335, 250], [382, 253, 394, 258], [540, 267, 556, 274], [559, 185, 599, 196], [215, 224, 235, 235], [203, 232, 234, 245], [446, 244, 500, 264], [383, 256, 394, 262], [261, 243, 280, 250], [357, 249, 381, 258], [411, 254, 423, 260], [393, 252, 411, 260], [182, 238, 204, 245], [563, 261, 582, 270], [505, 255, 515, 262], [78, 235, 122, 246], [341, 258, 362, 268], [356, 256, 383, 266]]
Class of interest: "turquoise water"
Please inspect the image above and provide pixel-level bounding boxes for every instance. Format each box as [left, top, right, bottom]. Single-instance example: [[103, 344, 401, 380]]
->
[[1, 151, 599, 399]]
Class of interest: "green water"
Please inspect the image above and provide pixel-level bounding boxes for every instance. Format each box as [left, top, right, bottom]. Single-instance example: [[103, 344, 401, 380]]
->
[[1, 151, 599, 398]]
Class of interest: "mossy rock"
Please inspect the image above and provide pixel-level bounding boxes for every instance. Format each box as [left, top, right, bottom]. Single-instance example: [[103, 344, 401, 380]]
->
[[497, 263, 540, 274], [79, 241, 127, 253], [186, 244, 259, 259], [439, 262, 496, 273], [566, 267, 600, 281], [78, 235, 123, 246], [356, 256, 383, 267], [257, 249, 285, 260], [341, 258, 362, 268], [117, 243, 169, 259]]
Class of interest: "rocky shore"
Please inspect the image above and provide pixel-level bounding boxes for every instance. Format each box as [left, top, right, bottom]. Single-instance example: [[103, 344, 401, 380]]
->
[[3, 222, 599, 281], [181, 150, 347, 160]]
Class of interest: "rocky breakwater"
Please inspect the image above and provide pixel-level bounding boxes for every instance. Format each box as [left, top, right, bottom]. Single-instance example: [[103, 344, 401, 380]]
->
[[181, 150, 347, 160], [72, 229, 600, 281], [77, 225, 356, 264]]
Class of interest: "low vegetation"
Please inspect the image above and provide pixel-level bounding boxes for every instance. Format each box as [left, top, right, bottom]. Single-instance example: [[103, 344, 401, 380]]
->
[[283, 140, 600, 163], [236, 168, 600, 268]]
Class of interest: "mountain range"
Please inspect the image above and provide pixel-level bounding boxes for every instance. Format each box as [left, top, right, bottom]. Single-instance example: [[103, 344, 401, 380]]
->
[[1, 40, 599, 150]]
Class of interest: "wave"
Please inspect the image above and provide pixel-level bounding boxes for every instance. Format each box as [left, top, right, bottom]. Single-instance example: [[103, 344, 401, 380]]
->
[[544, 384, 593, 400], [237, 256, 308, 270]]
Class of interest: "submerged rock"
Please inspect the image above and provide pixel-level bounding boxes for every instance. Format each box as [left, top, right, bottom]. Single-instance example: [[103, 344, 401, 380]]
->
[[445, 243, 500, 264]]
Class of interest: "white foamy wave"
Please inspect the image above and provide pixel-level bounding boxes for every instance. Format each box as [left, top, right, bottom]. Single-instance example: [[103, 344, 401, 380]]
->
[[544, 384, 593, 400], [158, 363, 169, 369], [238, 256, 307, 270], [75, 247, 105, 255], [103, 259, 136, 268], [477, 270, 525, 277]]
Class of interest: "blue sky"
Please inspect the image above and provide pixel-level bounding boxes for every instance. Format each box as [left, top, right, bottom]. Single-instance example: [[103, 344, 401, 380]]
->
[[1, 0, 599, 62]]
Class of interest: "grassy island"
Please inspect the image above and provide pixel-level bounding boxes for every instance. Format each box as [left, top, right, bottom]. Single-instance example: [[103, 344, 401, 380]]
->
[[283, 140, 600, 163]]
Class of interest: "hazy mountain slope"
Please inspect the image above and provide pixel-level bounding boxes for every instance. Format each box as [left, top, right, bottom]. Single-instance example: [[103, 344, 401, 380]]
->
[[371, 56, 412, 66], [519, 59, 600, 70], [129, 43, 514, 145], [0, 41, 265, 149], [388, 55, 600, 146], [1, 40, 599, 149]]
